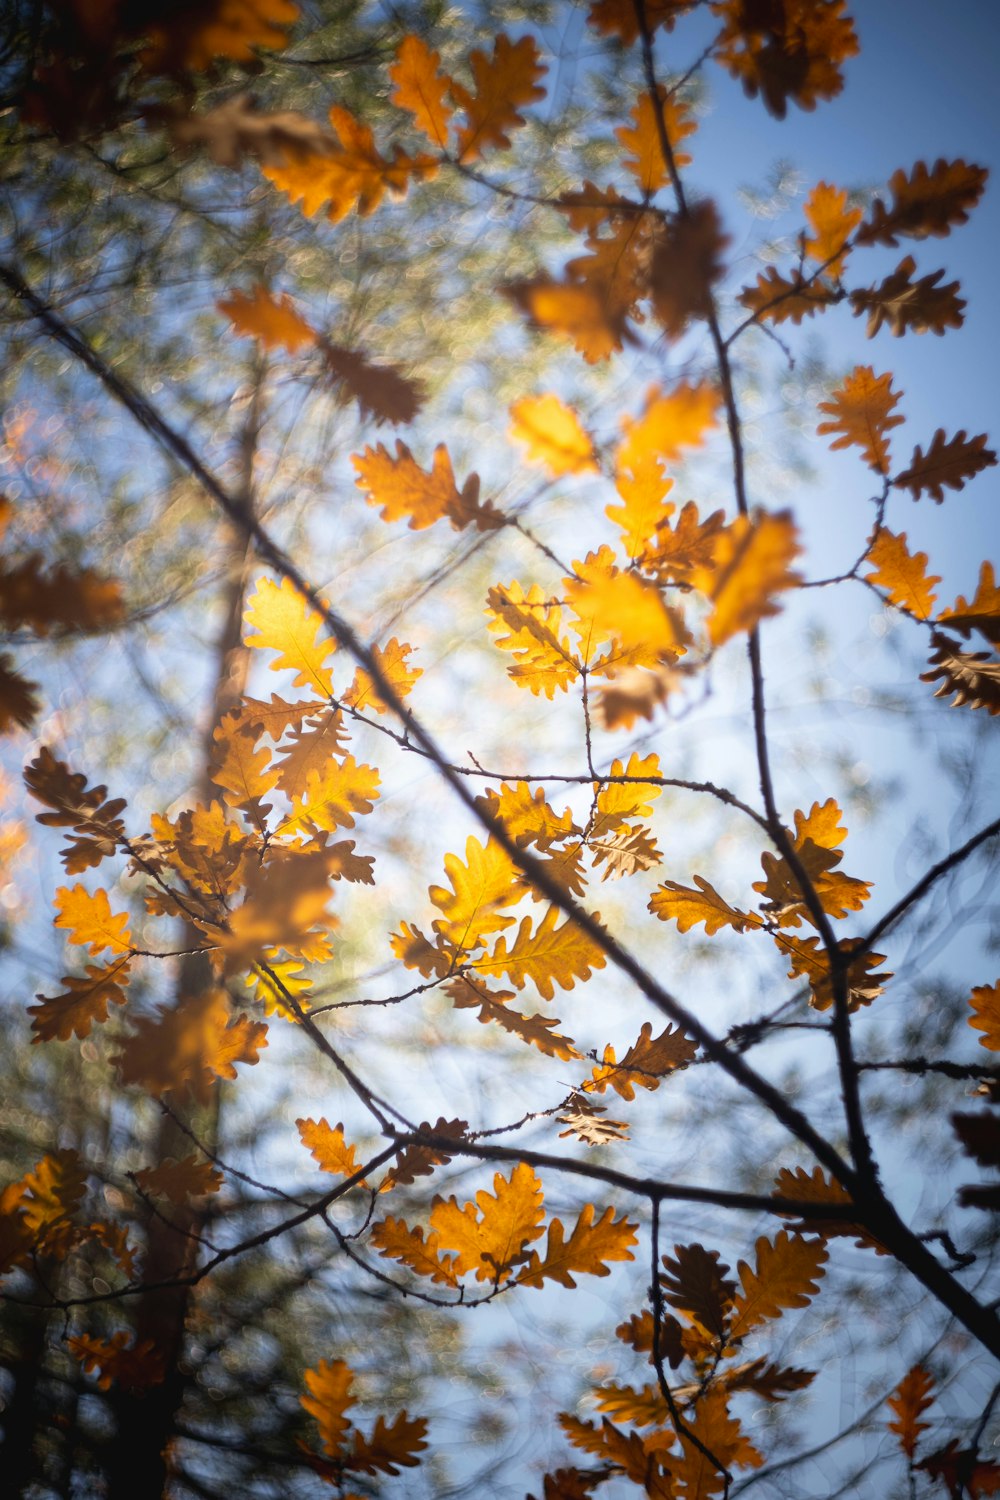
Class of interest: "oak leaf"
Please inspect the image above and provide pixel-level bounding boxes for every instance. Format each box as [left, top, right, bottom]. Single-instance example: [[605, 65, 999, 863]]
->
[[485, 581, 579, 697], [753, 798, 871, 927], [297, 1118, 366, 1183], [301, 1358, 355, 1458], [938, 563, 1000, 646], [565, 553, 687, 665], [738, 266, 834, 325], [922, 636, 1000, 716], [557, 1093, 629, 1146], [777, 933, 891, 1011], [728, 1230, 827, 1339], [217, 284, 315, 352], [349, 1411, 429, 1475], [584, 1022, 697, 1100], [30, 958, 131, 1042], [969, 983, 1000, 1051], [165, 94, 332, 169], [353, 440, 497, 531], [893, 429, 996, 502], [139, 0, 299, 73], [20, 1148, 87, 1248], [517, 1204, 638, 1288], [115, 989, 267, 1101], [671, 1387, 764, 1493], [450, 35, 547, 162], [54, 884, 131, 957], [509, 395, 597, 476], [263, 105, 436, 222], [917, 1443, 1000, 1498], [505, 275, 633, 363], [713, 0, 859, 119], [474, 783, 578, 851], [0, 654, 39, 731], [390, 34, 453, 149], [287, 755, 381, 837], [595, 665, 678, 730], [803, 181, 862, 277], [344, 640, 422, 718], [691, 510, 801, 645], [589, 825, 661, 880], [643, 501, 728, 587], [244, 575, 336, 694], [447, 975, 580, 1061], [866, 529, 940, 620], [650, 201, 729, 338], [133, 1156, 223, 1204], [851, 256, 964, 338], [606, 463, 675, 563], [68, 1333, 165, 1392], [649, 876, 757, 935], [430, 1162, 545, 1282], [588, 0, 695, 44], [321, 343, 424, 426], [816, 366, 904, 474], [379, 1118, 469, 1193], [429, 836, 522, 949], [659, 1242, 736, 1339], [616, 86, 696, 194], [857, 159, 988, 247], [475, 903, 607, 1000], [887, 1365, 935, 1460], [617, 380, 719, 473], [772, 1165, 884, 1252], [210, 712, 278, 827], [24, 747, 127, 872], [273, 711, 350, 798]]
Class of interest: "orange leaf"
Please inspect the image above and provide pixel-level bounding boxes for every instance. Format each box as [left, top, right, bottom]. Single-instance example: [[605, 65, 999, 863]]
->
[[450, 34, 546, 162], [803, 181, 862, 277], [517, 1203, 638, 1288], [565, 553, 687, 666], [68, 1332, 165, 1391], [344, 639, 422, 716], [588, 0, 694, 44], [301, 1358, 355, 1459], [605, 463, 675, 563], [369, 1216, 461, 1285], [816, 366, 904, 474], [263, 105, 436, 222], [286, 755, 381, 837], [615, 85, 696, 193], [887, 1364, 935, 1460], [649, 876, 757, 935], [54, 885, 131, 956], [509, 394, 597, 476], [617, 380, 719, 473], [857, 159, 988, 248], [939, 562, 1000, 646], [20, 1148, 87, 1243], [140, 0, 298, 72], [893, 429, 996, 503], [474, 903, 607, 1000], [350, 1411, 429, 1475], [692, 511, 801, 646], [506, 275, 632, 363], [485, 581, 580, 697], [29, 958, 131, 1042], [584, 1022, 697, 1100], [115, 989, 267, 1102], [866, 529, 940, 620], [969, 983, 1000, 1051], [353, 440, 497, 532], [390, 34, 453, 149], [430, 1162, 545, 1282], [297, 1118, 367, 1182], [217, 284, 316, 352], [728, 1231, 827, 1338], [738, 266, 834, 326]]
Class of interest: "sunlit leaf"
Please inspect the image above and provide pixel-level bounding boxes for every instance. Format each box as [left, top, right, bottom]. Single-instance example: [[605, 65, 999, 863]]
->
[[816, 366, 904, 474], [517, 1204, 638, 1288], [244, 575, 336, 695], [217, 284, 316, 352], [390, 34, 453, 149], [450, 34, 546, 162], [865, 528, 940, 620], [430, 1162, 545, 1282], [509, 395, 597, 476]]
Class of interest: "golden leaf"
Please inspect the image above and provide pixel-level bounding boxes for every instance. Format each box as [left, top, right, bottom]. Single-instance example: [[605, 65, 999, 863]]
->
[[893, 429, 996, 503], [133, 1156, 223, 1204], [754, 799, 871, 927], [851, 256, 964, 338], [671, 1387, 764, 1494], [474, 783, 578, 851], [617, 380, 719, 474], [565, 550, 686, 667], [29, 958, 131, 1042], [287, 756, 381, 837], [589, 825, 661, 880], [649, 875, 757, 935], [728, 1230, 827, 1338], [517, 1203, 638, 1288], [857, 159, 988, 247], [210, 712, 278, 826], [969, 983, 1000, 1051], [389, 920, 455, 979], [566, 213, 651, 330], [772, 1165, 884, 1252], [240, 693, 326, 739], [691, 510, 801, 646], [816, 366, 904, 474], [865, 529, 940, 619], [584, 1022, 697, 1100], [593, 1382, 669, 1427], [213, 846, 338, 972], [263, 105, 436, 222], [150, 801, 251, 896], [485, 581, 580, 697], [643, 501, 727, 587], [430, 1162, 545, 1283], [738, 266, 834, 326], [615, 85, 696, 193], [297, 1118, 366, 1183], [301, 1358, 355, 1459], [475, 903, 607, 1000], [939, 562, 1000, 646], [353, 439, 497, 531], [429, 836, 523, 950], [451, 34, 547, 162], [217, 284, 315, 352], [509, 394, 598, 476], [344, 639, 421, 716], [369, 1217, 461, 1285], [887, 1365, 935, 1460], [505, 275, 632, 364], [115, 989, 267, 1101], [54, 884, 131, 957], [777, 933, 891, 1011], [605, 463, 675, 563], [803, 181, 862, 277], [244, 575, 336, 695], [447, 974, 581, 1060], [713, 0, 859, 119], [591, 752, 663, 835], [273, 711, 350, 798], [390, 34, 453, 149]]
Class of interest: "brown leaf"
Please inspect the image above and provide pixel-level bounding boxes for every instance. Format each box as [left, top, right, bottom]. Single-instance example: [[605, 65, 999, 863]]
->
[[659, 1242, 736, 1339], [24, 747, 127, 873], [447, 975, 580, 1061], [953, 1112, 1000, 1169], [115, 989, 267, 1102], [938, 563, 1000, 646], [650, 201, 728, 339], [714, 0, 859, 118], [584, 1022, 697, 1100], [163, 94, 333, 169], [322, 344, 423, 426], [857, 159, 989, 247], [29, 958, 131, 1043], [557, 1092, 630, 1146], [922, 636, 1000, 716], [851, 255, 965, 337], [893, 429, 997, 502], [887, 1365, 935, 1460], [729, 1231, 827, 1339], [517, 1204, 638, 1288], [738, 266, 834, 325]]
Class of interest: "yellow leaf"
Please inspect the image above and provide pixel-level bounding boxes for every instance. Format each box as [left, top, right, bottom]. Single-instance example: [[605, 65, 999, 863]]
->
[[244, 575, 336, 695], [344, 639, 422, 716], [287, 756, 381, 836], [53, 885, 131, 956], [429, 836, 523, 950], [273, 711, 351, 798], [430, 1162, 545, 1283], [643, 501, 727, 586], [297, 1118, 367, 1183], [605, 463, 675, 563], [451, 34, 546, 162], [217, 284, 316, 352], [210, 712, 279, 826], [474, 782, 578, 851], [591, 752, 663, 835], [353, 440, 498, 531], [691, 511, 801, 645], [301, 1358, 355, 1459], [150, 801, 251, 896], [213, 847, 338, 973], [649, 875, 757, 935], [390, 34, 453, 149], [506, 275, 632, 363], [517, 1203, 638, 1288], [565, 551, 687, 665], [728, 1231, 827, 1339], [866, 528, 940, 619], [508, 394, 597, 476], [475, 904, 607, 1000], [115, 990, 267, 1102], [969, 982, 1000, 1051], [485, 581, 580, 697], [617, 380, 719, 474], [615, 85, 696, 193], [803, 181, 862, 277], [817, 365, 905, 474]]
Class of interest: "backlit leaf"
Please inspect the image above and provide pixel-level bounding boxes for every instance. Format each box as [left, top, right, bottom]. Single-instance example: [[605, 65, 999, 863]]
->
[[297, 1118, 367, 1182], [30, 958, 131, 1042], [354, 440, 498, 531], [115, 989, 267, 1102], [584, 1022, 697, 1100], [588, 0, 695, 44], [938, 563, 1000, 645], [659, 1242, 736, 1338], [922, 636, 1000, 716], [217, 284, 315, 352], [451, 35, 546, 162], [691, 510, 801, 645], [887, 1364, 935, 1460], [517, 1204, 638, 1288], [506, 275, 632, 364], [509, 395, 597, 476], [68, 1333, 165, 1392], [350, 1411, 429, 1475], [616, 86, 696, 193], [729, 1231, 827, 1338], [485, 581, 580, 697], [24, 748, 127, 873], [244, 575, 336, 695], [430, 1162, 545, 1282], [369, 1218, 460, 1284], [865, 528, 940, 620], [803, 181, 862, 277], [390, 34, 453, 149], [54, 885, 131, 957], [649, 875, 757, 935], [475, 903, 607, 999], [263, 105, 436, 222], [713, 0, 859, 119], [429, 836, 522, 949], [447, 974, 581, 1060], [344, 639, 422, 716], [133, 1156, 223, 1204], [557, 1093, 629, 1146], [816, 366, 904, 474], [301, 1358, 355, 1459], [969, 983, 1000, 1051], [738, 266, 834, 325], [617, 380, 719, 474]]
